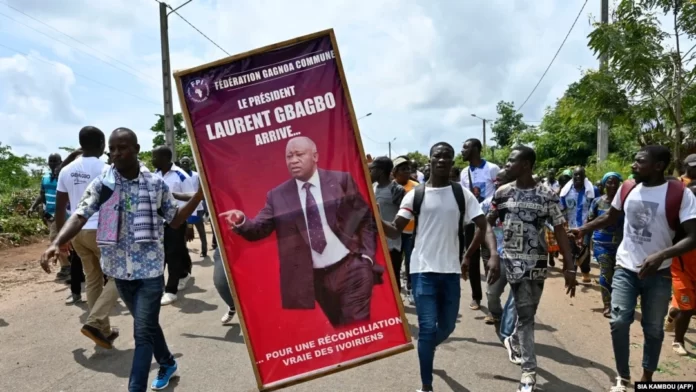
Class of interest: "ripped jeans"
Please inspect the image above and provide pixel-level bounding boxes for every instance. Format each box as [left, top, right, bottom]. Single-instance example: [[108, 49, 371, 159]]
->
[[610, 267, 672, 380]]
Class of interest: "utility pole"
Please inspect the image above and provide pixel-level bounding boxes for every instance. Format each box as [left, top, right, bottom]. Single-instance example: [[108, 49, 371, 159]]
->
[[159, 1, 176, 161], [471, 114, 490, 149], [597, 0, 609, 162], [388, 137, 396, 159]]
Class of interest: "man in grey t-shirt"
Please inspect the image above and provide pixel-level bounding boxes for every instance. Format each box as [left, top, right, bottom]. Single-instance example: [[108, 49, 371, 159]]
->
[[370, 156, 405, 292]]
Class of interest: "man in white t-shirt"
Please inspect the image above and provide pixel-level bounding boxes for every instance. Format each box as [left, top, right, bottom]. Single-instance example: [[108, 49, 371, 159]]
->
[[573, 146, 696, 391], [55, 126, 120, 349], [460, 138, 500, 310], [382, 141, 499, 392], [179, 157, 207, 257], [154, 147, 196, 305]]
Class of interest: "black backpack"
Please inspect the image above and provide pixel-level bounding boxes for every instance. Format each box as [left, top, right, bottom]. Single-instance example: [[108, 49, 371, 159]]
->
[[412, 181, 468, 261]]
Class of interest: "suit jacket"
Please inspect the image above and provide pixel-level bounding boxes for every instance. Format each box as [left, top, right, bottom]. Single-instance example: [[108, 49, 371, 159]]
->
[[234, 169, 377, 309]]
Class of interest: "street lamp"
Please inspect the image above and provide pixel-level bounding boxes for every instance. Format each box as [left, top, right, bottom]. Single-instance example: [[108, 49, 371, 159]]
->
[[358, 112, 373, 121], [471, 114, 493, 149], [388, 137, 396, 159]]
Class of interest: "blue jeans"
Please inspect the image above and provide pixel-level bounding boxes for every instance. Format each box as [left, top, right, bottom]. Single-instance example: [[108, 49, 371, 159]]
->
[[115, 276, 175, 392], [213, 248, 235, 309], [411, 273, 461, 386], [610, 267, 672, 380], [499, 291, 517, 341], [401, 233, 414, 290]]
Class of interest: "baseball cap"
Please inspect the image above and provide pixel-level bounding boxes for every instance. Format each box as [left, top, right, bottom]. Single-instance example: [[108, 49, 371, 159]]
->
[[392, 156, 409, 167], [685, 154, 696, 167]]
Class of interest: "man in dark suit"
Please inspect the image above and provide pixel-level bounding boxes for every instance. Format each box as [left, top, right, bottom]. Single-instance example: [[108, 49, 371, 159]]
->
[[219, 136, 379, 327]]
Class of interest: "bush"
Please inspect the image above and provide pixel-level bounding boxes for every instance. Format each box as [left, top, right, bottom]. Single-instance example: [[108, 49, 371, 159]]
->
[[0, 188, 47, 244]]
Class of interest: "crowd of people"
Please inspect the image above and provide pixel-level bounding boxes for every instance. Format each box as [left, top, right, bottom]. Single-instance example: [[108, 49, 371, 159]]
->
[[371, 139, 696, 392], [30, 126, 696, 392]]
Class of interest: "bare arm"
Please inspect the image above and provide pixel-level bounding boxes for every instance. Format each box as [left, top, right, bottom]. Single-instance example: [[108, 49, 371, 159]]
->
[[465, 214, 489, 259], [54, 191, 69, 232], [30, 191, 44, 212], [172, 192, 195, 201], [169, 191, 204, 229], [554, 224, 574, 271], [381, 216, 411, 239], [578, 207, 621, 234], [53, 214, 88, 247]]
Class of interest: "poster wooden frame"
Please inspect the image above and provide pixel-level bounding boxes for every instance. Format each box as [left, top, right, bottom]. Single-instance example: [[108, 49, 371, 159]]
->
[[173, 28, 412, 391]]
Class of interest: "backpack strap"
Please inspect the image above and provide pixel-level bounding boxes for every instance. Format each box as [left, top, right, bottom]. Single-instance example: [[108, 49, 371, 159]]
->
[[467, 168, 474, 192], [411, 184, 426, 244], [666, 179, 685, 232], [619, 179, 637, 211], [450, 182, 468, 261]]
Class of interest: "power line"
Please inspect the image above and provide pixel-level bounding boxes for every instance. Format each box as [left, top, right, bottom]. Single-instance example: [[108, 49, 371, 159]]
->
[[167, 6, 231, 56], [0, 10, 154, 83], [360, 132, 389, 145], [0, 42, 160, 106], [0, 1, 153, 81], [516, 0, 589, 113]]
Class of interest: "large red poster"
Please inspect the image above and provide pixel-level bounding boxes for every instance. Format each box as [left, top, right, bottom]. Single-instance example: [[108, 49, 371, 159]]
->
[[175, 30, 412, 391]]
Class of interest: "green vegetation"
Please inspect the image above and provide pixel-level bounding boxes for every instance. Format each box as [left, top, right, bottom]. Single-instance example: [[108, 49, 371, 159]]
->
[[0, 144, 48, 245]]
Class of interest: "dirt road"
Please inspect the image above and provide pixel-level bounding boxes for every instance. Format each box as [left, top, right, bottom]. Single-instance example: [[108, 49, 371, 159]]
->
[[0, 235, 694, 391]]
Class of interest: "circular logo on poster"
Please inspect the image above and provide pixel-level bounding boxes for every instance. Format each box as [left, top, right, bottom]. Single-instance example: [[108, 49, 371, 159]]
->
[[186, 78, 210, 103]]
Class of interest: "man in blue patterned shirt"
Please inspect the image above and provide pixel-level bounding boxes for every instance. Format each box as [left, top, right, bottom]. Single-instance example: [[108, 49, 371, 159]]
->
[[41, 128, 203, 392]]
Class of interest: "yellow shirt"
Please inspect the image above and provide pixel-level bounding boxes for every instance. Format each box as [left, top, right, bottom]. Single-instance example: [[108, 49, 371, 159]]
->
[[402, 180, 419, 234]]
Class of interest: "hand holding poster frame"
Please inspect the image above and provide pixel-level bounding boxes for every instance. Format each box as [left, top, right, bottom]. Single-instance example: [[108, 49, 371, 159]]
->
[[174, 29, 413, 391]]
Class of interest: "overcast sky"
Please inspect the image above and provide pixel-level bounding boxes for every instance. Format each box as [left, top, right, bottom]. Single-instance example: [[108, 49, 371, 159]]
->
[[0, 0, 621, 160]]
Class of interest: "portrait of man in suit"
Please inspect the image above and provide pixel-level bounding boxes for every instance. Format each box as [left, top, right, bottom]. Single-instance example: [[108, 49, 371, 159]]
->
[[626, 200, 657, 239], [219, 136, 381, 327]]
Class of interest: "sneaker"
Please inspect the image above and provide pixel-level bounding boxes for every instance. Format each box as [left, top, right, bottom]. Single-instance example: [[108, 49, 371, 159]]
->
[[407, 290, 415, 305], [483, 314, 499, 325], [672, 341, 688, 356], [503, 336, 522, 365], [55, 266, 71, 280], [581, 273, 592, 284], [609, 377, 629, 392], [503, 337, 522, 364], [80, 324, 113, 349], [65, 293, 83, 305], [177, 275, 192, 291], [469, 300, 481, 310], [151, 361, 179, 390], [517, 372, 536, 392], [161, 293, 178, 306], [664, 316, 676, 332], [221, 307, 236, 325]]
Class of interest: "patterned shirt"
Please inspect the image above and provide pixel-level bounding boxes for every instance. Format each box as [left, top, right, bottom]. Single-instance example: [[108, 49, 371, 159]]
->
[[589, 196, 623, 246], [492, 183, 565, 282], [74, 172, 178, 280]]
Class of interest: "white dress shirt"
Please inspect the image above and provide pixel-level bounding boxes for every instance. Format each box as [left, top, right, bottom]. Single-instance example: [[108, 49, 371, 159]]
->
[[296, 170, 350, 268], [157, 164, 195, 208]]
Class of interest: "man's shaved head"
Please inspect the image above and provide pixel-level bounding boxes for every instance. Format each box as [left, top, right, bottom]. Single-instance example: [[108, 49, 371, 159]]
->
[[285, 136, 318, 181], [109, 127, 140, 173], [111, 127, 138, 145], [285, 136, 317, 154]]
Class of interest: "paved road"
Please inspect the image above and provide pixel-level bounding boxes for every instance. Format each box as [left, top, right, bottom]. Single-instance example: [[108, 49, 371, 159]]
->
[[0, 235, 694, 392]]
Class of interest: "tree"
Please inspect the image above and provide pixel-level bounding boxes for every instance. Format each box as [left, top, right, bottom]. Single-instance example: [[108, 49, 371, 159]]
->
[[0, 143, 44, 193], [405, 151, 429, 167], [588, 0, 696, 168], [150, 113, 193, 160], [491, 101, 528, 148], [520, 69, 640, 169]]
